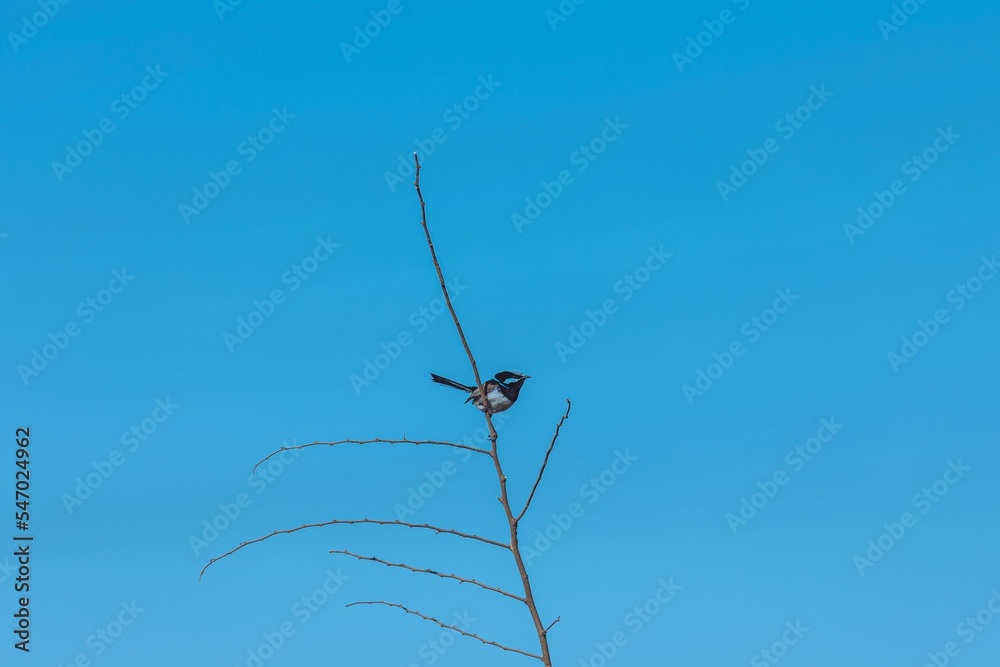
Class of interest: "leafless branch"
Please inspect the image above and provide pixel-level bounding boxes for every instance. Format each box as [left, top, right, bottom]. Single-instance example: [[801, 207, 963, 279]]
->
[[346, 600, 542, 661], [252, 437, 489, 474], [330, 549, 525, 603], [200, 518, 509, 579], [413, 154, 489, 402], [205, 158, 566, 666], [414, 154, 555, 665], [516, 400, 572, 523]]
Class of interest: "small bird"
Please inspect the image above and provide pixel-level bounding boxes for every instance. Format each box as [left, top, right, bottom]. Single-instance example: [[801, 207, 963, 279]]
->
[[430, 371, 530, 413]]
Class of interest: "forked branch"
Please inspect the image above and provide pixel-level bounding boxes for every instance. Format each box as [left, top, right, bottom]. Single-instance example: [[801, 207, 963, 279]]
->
[[206, 157, 567, 666], [346, 600, 542, 661]]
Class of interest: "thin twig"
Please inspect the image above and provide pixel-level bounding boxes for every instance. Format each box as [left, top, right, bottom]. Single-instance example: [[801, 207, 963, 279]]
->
[[252, 438, 489, 474], [330, 549, 525, 603], [346, 600, 542, 661], [413, 154, 488, 400], [543, 617, 561, 634], [200, 518, 508, 579], [516, 400, 572, 523]]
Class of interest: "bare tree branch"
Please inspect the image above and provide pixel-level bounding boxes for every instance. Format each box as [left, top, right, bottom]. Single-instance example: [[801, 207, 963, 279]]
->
[[200, 518, 509, 579], [413, 154, 489, 402], [516, 400, 572, 523], [346, 600, 542, 661], [203, 152, 569, 666], [330, 549, 525, 603], [413, 154, 555, 665], [252, 438, 489, 474]]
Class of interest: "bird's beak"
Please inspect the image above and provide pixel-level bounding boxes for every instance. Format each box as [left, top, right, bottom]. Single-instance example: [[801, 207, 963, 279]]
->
[[522, 375, 531, 379]]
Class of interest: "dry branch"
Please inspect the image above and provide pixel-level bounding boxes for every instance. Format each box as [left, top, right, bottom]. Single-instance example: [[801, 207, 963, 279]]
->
[[413, 154, 557, 663], [517, 400, 572, 523], [200, 518, 509, 579], [205, 156, 567, 666], [346, 600, 542, 661], [413, 155, 489, 400], [330, 549, 525, 603], [252, 437, 489, 474]]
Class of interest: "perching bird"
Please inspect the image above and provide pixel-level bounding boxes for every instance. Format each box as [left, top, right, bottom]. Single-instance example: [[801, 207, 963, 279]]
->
[[430, 371, 530, 413]]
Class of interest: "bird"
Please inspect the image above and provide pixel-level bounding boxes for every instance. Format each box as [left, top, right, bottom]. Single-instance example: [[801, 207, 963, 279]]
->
[[430, 371, 530, 413]]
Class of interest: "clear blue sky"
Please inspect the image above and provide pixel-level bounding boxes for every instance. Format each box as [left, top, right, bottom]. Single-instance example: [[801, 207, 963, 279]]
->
[[3, 1, 999, 665]]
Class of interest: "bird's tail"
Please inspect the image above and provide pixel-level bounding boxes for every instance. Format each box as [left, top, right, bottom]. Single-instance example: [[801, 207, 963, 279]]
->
[[430, 373, 474, 392]]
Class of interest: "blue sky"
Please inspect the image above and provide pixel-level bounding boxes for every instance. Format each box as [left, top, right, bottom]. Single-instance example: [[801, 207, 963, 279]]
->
[[2, 0, 999, 665]]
